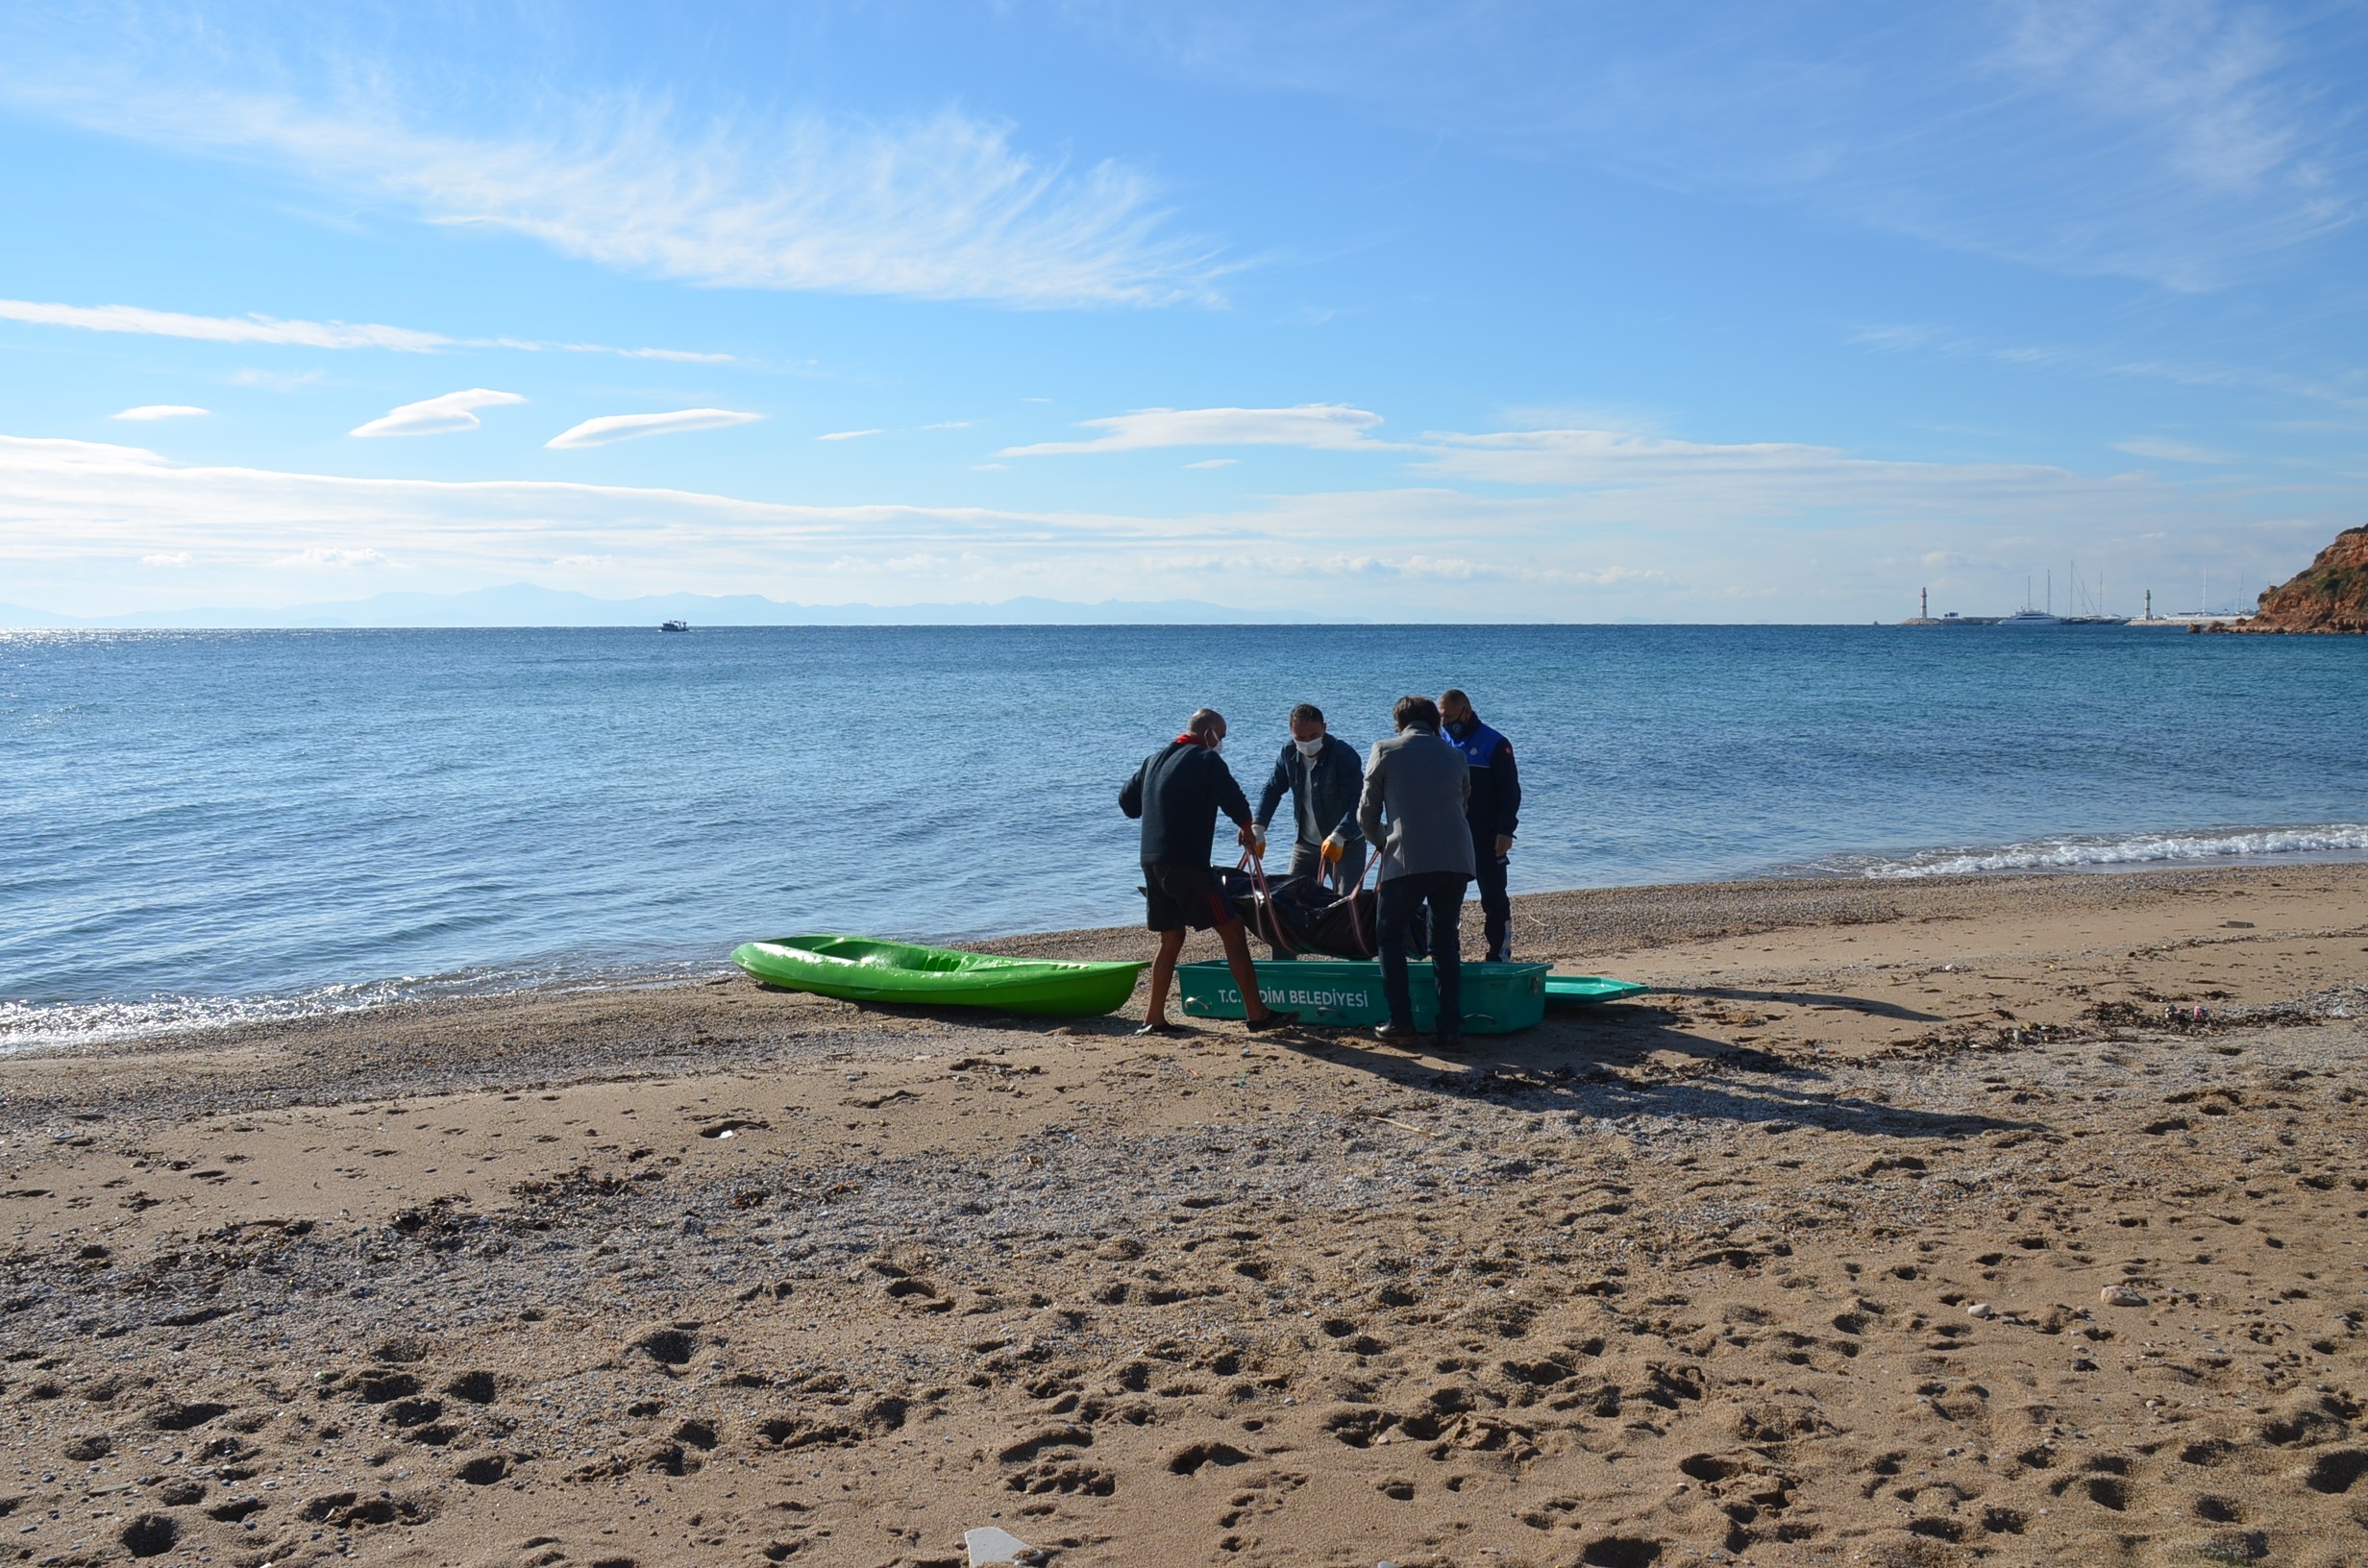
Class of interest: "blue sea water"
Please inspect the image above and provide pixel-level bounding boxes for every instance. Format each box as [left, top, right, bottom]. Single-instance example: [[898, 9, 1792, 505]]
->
[[4, 625, 2363, 1046]]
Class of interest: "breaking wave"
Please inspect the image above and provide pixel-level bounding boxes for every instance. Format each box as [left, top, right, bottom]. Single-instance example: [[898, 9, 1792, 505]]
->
[[0, 958, 726, 1054], [1810, 823, 2368, 881]]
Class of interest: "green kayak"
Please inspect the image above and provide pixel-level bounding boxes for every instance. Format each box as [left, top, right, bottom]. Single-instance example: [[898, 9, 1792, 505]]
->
[[1544, 974, 1651, 1007], [731, 934, 1145, 1017]]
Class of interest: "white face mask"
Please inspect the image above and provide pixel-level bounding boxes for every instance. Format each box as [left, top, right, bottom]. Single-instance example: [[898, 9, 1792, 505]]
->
[[1208, 736, 1225, 755], [1295, 737, 1323, 759]]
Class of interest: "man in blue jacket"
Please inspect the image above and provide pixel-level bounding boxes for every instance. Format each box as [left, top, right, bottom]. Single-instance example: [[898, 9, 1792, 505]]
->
[[1119, 707, 1297, 1037], [1252, 702, 1367, 891], [1440, 688, 1521, 962]]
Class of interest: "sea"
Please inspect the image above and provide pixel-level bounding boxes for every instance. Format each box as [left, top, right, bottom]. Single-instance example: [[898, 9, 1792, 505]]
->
[[5, 624, 2363, 1049]]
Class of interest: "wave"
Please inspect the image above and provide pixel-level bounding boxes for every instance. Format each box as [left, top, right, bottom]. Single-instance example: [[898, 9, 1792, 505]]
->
[[0, 957, 727, 1054], [1810, 822, 2368, 881]]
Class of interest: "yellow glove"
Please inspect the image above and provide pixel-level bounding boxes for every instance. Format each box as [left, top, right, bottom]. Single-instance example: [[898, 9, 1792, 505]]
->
[[1320, 836, 1345, 866]]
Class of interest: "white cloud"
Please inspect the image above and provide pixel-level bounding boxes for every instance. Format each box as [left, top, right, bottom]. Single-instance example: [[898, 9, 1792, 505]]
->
[[2113, 436, 2233, 463], [111, 404, 210, 422], [351, 389, 528, 439], [1413, 426, 2107, 513], [2, 297, 449, 351], [230, 368, 325, 392], [140, 551, 190, 566], [1087, 1, 2362, 290], [0, 421, 2350, 623], [546, 409, 763, 450], [608, 346, 736, 364], [1186, 457, 1238, 468], [818, 429, 883, 442], [1, 294, 732, 363], [9, 44, 1221, 310], [277, 547, 389, 568], [1003, 404, 1387, 455]]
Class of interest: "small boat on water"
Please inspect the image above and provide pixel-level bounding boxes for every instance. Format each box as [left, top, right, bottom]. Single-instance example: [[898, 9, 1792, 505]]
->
[[1996, 607, 2062, 627], [731, 934, 1145, 1017], [660, 619, 690, 632]]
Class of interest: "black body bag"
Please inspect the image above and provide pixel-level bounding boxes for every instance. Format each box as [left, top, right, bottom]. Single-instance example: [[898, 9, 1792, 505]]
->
[[1216, 867, 1418, 961]]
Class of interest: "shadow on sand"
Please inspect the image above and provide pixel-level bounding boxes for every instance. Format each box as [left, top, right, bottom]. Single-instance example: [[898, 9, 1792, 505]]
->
[[1195, 998, 2028, 1141]]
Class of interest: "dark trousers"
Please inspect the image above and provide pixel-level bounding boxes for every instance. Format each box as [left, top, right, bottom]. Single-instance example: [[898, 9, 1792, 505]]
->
[[1471, 831, 1511, 961], [1378, 871, 1468, 1033], [1286, 836, 1368, 891]]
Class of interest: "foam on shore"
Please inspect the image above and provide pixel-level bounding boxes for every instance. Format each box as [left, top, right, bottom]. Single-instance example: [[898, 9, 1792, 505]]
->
[[1812, 821, 2368, 880]]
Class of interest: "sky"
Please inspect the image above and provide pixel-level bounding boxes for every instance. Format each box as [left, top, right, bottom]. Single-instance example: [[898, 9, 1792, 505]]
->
[[2, 0, 2364, 622]]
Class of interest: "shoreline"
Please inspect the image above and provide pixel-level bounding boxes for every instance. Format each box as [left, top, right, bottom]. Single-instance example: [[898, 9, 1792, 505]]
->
[[12, 852, 2368, 1059], [3, 860, 2364, 1564]]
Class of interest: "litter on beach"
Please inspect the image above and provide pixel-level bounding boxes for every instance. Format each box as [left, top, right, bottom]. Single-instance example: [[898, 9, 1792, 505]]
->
[[964, 1526, 1036, 1567]]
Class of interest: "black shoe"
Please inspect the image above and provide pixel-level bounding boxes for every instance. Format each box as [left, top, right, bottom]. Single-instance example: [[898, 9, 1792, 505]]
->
[[1373, 1021, 1424, 1044], [1244, 1010, 1299, 1034], [1133, 1020, 1181, 1037]]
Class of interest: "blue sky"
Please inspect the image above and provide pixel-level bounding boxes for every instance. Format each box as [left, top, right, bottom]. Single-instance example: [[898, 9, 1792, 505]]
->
[[2, 0, 2363, 621]]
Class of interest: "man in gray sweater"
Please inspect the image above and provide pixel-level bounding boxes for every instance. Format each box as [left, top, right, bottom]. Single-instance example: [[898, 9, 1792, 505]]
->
[[1356, 694, 1475, 1046]]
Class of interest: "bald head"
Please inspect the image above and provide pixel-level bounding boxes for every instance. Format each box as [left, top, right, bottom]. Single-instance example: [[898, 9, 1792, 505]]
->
[[1186, 707, 1226, 744]]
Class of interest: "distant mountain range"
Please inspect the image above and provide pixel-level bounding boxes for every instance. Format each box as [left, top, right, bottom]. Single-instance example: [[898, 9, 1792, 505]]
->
[[0, 583, 1326, 628]]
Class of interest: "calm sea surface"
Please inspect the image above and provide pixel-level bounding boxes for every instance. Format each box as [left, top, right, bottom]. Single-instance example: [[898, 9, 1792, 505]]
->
[[5, 625, 2363, 1045]]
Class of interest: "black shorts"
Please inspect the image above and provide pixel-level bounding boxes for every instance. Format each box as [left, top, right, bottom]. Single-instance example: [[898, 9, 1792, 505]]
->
[[1141, 861, 1236, 933]]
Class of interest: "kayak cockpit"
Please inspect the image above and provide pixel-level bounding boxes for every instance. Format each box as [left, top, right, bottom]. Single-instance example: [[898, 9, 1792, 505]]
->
[[793, 936, 982, 972]]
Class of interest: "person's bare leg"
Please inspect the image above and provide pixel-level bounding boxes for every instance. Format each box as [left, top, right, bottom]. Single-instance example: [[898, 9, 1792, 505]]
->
[[1215, 920, 1274, 1022], [1141, 927, 1188, 1029]]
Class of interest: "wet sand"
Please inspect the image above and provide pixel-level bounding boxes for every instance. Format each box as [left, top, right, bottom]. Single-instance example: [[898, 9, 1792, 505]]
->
[[2, 863, 2365, 1567]]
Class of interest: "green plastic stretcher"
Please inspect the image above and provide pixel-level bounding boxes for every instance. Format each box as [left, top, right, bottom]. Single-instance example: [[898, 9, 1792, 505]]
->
[[1544, 974, 1652, 1007]]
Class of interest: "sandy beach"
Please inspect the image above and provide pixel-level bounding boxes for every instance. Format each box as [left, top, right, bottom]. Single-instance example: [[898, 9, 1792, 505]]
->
[[3, 862, 2365, 1568]]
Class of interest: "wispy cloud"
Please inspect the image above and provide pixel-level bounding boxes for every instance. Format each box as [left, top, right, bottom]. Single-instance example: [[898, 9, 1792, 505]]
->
[[2113, 436, 2233, 464], [0, 296, 730, 362], [818, 429, 883, 442], [1414, 425, 2106, 512], [276, 546, 389, 569], [351, 389, 527, 439], [1186, 457, 1238, 469], [11, 421, 2342, 623], [230, 368, 325, 393], [1849, 318, 2368, 415], [1083, 0, 2364, 289], [545, 409, 763, 450], [7, 46, 1223, 308], [111, 404, 209, 422], [1002, 404, 1387, 455], [4, 298, 446, 351]]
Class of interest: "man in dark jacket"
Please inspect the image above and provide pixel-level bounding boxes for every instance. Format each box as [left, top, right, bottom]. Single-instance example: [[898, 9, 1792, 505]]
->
[[1119, 707, 1297, 1037], [1440, 688, 1521, 962], [1357, 695, 1474, 1047], [1253, 702, 1367, 890]]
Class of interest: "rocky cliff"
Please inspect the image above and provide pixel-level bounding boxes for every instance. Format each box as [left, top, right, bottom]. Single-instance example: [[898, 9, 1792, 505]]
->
[[2243, 526, 2368, 633]]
